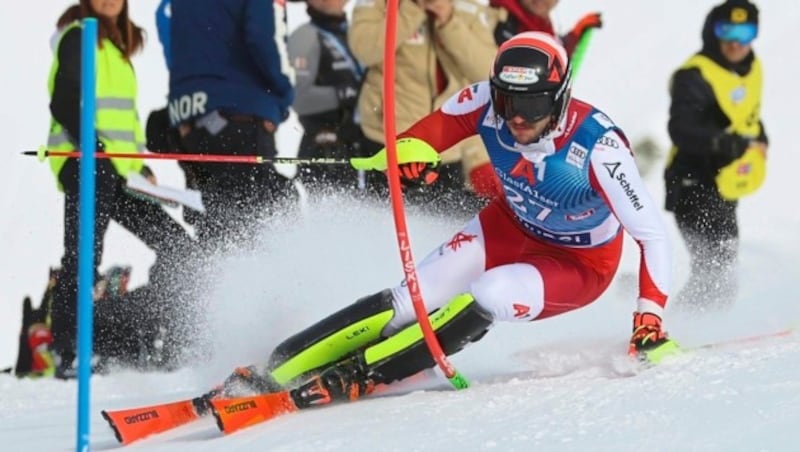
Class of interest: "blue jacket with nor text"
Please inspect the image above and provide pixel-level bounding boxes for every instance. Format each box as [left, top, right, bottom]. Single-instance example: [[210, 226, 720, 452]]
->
[[168, 0, 295, 126], [156, 0, 171, 69]]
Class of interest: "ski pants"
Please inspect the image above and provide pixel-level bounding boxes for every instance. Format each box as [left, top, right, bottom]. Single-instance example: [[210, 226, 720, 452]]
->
[[386, 198, 623, 334], [671, 180, 739, 306]]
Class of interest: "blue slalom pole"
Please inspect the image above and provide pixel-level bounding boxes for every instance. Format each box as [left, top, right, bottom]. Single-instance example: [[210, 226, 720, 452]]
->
[[76, 17, 97, 452]]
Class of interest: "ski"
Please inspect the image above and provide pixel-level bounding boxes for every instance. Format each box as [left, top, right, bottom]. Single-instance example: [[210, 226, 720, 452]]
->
[[101, 397, 205, 445], [210, 391, 299, 435], [211, 371, 427, 435], [101, 375, 400, 444], [209, 375, 428, 435], [101, 391, 300, 444], [100, 327, 797, 445]]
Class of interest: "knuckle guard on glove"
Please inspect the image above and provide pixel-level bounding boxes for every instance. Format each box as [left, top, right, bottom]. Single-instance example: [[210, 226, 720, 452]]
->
[[712, 133, 750, 166], [573, 12, 603, 36], [398, 162, 438, 187], [629, 312, 668, 352]]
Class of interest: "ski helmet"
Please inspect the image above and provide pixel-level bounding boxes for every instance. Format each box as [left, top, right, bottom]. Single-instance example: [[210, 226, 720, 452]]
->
[[490, 32, 572, 130]]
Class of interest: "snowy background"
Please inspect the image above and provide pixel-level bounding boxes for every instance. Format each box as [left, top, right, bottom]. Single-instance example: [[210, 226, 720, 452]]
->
[[1, 0, 799, 450]]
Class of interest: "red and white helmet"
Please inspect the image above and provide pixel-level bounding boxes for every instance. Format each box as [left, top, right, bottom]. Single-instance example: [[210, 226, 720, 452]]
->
[[489, 32, 572, 131]]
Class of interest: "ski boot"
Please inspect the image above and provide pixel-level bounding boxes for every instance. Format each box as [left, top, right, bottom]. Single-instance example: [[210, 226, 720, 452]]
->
[[192, 365, 282, 415], [28, 321, 55, 377], [290, 355, 375, 409], [15, 297, 55, 378]]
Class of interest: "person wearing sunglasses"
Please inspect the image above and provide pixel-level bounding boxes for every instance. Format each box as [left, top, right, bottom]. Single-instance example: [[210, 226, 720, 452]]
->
[[664, 0, 767, 310], [190, 32, 675, 410]]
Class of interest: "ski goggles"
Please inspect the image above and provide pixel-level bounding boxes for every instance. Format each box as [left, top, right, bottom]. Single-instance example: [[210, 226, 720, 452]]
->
[[714, 22, 758, 45], [491, 90, 556, 123]]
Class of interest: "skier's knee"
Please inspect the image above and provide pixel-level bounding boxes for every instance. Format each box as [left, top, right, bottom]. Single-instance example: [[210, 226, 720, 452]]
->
[[470, 263, 545, 322]]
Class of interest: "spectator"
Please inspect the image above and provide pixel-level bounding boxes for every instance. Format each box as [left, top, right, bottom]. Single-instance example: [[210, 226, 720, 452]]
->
[[168, 0, 298, 247], [489, 0, 601, 53], [664, 0, 767, 309], [46, 0, 197, 378], [145, 0, 179, 172], [349, 0, 496, 214], [289, 0, 365, 193], [155, 0, 171, 70], [145, 0, 186, 220]]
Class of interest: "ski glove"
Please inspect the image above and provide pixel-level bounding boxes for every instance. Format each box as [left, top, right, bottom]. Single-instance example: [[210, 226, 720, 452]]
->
[[711, 132, 750, 168], [628, 312, 679, 364], [336, 84, 360, 109], [398, 161, 439, 188], [570, 12, 603, 37], [562, 13, 602, 56], [140, 165, 157, 184]]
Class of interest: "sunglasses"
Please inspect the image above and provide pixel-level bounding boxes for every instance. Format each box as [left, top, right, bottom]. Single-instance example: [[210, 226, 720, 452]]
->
[[714, 22, 758, 45], [491, 90, 556, 123]]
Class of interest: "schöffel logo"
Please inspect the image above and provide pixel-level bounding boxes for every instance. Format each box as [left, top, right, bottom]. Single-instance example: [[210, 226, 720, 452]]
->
[[224, 400, 257, 414], [602, 162, 644, 210], [603, 162, 620, 178], [124, 410, 159, 424]]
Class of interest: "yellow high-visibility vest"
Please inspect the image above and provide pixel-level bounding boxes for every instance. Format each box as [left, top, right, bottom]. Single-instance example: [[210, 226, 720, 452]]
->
[[682, 54, 762, 138], [671, 54, 766, 200], [47, 22, 144, 189]]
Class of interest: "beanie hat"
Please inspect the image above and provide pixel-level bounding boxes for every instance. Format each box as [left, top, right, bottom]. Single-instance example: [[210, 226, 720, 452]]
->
[[702, 0, 759, 49]]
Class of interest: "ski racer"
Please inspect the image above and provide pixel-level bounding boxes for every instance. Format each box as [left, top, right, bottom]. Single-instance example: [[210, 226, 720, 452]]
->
[[201, 31, 678, 409]]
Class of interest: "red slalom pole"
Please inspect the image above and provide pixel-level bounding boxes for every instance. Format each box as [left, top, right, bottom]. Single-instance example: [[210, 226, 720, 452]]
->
[[23, 149, 349, 165], [382, 0, 468, 389]]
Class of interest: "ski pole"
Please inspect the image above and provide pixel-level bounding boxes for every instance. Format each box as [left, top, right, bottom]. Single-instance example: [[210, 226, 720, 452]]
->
[[570, 28, 595, 80], [687, 326, 795, 352], [22, 148, 351, 165], [382, 0, 468, 390]]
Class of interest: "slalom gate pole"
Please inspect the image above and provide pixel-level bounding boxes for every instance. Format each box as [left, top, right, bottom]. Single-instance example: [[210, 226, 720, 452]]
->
[[76, 17, 97, 452], [569, 28, 595, 80], [23, 149, 350, 165], [382, 0, 468, 389]]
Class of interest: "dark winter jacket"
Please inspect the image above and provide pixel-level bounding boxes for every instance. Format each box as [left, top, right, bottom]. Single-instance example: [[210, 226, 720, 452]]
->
[[167, 0, 294, 126], [289, 6, 364, 156], [156, 0, 171, 70], [490, 0, 555, 47]]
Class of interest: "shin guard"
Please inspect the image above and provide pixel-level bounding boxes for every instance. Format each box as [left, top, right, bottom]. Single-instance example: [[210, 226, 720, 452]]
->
[[268, 290, 395, 386], [363, 294, 493, 385]]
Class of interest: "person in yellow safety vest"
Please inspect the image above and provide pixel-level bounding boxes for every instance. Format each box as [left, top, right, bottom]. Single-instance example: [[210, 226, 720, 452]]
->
[[664, 0, 768, 310], [348, 0, 498, 217], [45, 0, 197, 379]]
